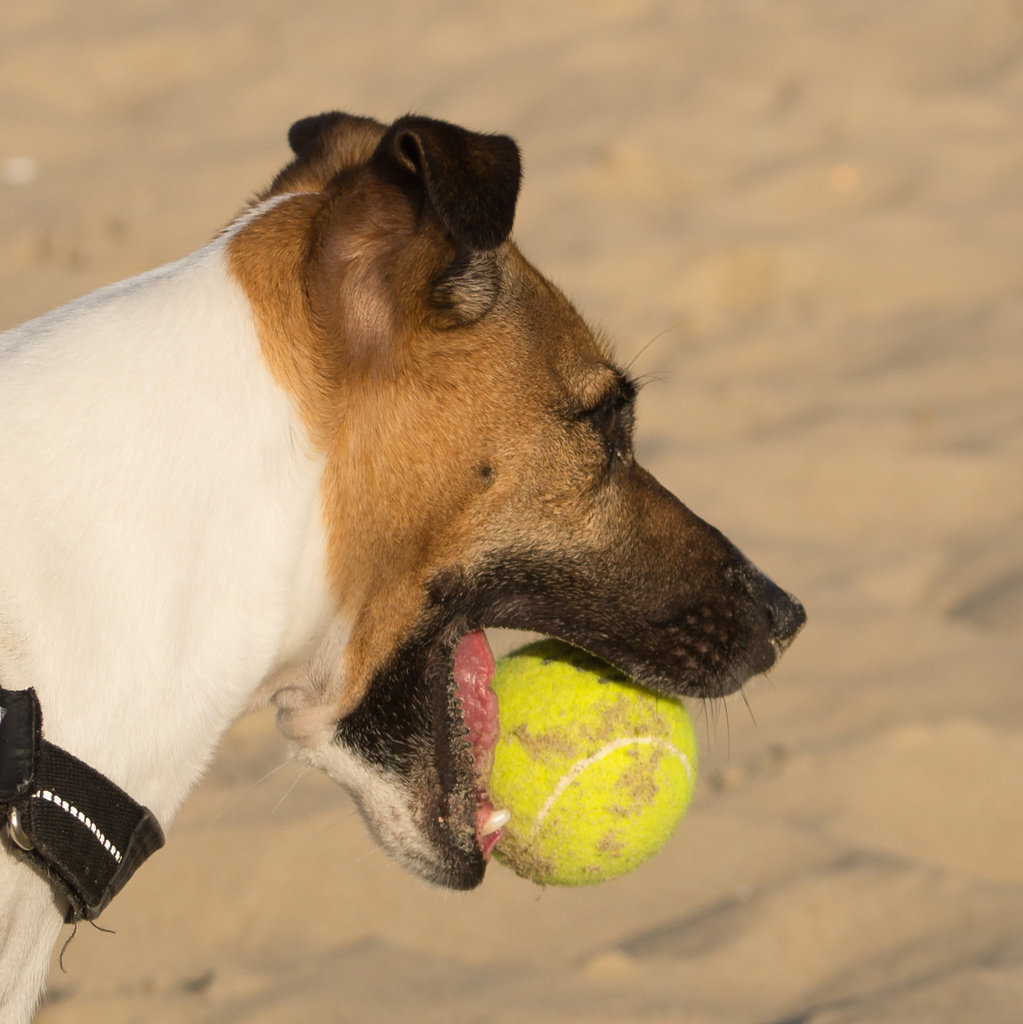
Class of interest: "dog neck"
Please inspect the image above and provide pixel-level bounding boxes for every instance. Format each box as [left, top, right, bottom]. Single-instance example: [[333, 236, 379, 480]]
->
[[0, 223, 335, 836], [0, 218, 341, 1021]]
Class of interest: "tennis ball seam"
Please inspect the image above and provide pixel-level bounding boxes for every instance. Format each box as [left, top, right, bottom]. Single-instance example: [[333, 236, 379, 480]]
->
[[528, 736, 693, 848]]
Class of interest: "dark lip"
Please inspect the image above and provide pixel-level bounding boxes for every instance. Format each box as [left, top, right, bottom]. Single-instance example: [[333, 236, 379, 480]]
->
[[444, 629, 501, 838], [419, 620, 494, 889], [427, 558, 776, 701]]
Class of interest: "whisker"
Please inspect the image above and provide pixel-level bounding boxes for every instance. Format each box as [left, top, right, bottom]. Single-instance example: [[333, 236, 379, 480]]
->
[[699, 694, 717, 741], [206, 759, 291, 829], [695, 697, 714, 751], [631, 370, 672, 390], [623, 321, 688, 377], [722, 695, 732, 761], [309, 804, 362, 840], [740, 687, 758, 730], [269, 765, 311, 818]]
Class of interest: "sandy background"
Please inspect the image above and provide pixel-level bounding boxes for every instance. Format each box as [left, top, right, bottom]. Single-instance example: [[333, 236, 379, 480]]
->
[[3, 1, 1022, 1021]]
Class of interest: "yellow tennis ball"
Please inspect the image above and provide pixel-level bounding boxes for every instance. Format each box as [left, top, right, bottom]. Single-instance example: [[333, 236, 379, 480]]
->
[[490, 639, 697, 886]]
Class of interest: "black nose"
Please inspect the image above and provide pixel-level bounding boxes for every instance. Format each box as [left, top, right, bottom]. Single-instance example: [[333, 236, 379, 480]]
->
[[759, 577, 806, 648]]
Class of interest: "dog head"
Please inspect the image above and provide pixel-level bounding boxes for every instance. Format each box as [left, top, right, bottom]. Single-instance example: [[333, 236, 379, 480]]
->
[[228, 112, 805, 890]]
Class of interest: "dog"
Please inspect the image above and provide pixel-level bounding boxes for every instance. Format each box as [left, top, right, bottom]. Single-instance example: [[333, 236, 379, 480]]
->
[[0, 112, 804, 1021]]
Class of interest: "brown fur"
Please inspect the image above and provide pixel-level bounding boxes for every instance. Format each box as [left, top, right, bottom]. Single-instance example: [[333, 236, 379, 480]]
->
[[222, 111, 804, 891], [227, 112, 803, 776], [229, 161, 623, 727]]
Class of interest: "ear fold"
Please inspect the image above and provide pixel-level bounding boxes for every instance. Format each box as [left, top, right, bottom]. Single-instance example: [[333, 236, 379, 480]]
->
[[371, 115, 521, 251]]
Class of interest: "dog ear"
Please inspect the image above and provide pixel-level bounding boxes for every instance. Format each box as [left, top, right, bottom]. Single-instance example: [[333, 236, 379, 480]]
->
[[268, 112, 386, 195], [371, 115, 521, 251], [288, 112, 347, 158]]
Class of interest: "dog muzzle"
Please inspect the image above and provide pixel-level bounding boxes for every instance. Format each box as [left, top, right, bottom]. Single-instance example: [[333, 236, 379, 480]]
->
[[0, 686, 165, 922]]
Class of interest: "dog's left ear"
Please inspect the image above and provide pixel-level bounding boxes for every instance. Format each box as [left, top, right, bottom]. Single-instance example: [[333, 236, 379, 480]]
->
[[371, 115, 521, 251], [266, 112, 387, 195]]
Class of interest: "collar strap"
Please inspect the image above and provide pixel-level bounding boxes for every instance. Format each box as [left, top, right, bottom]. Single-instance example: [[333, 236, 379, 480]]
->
[[0, 686, 165, 922]]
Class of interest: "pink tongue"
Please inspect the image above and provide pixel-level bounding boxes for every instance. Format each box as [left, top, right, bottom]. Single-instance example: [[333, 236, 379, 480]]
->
[[453, 630, 503, 856], [453, 630, 499, 775]]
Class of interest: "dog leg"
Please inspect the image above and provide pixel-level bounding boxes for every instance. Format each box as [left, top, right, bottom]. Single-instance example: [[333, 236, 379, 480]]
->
[[0, 859, 65, 1024]]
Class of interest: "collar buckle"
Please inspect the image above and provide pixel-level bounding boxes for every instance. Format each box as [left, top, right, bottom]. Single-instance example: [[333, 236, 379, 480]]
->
[[6, 806, 35, 851]]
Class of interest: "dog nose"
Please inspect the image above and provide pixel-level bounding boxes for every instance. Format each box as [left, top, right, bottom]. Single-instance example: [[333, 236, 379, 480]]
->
[[758, 576, 806, 648]]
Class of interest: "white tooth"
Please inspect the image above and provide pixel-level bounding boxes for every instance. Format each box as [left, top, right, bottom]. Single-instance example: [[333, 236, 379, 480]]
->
[[480, 808, 511, 836]]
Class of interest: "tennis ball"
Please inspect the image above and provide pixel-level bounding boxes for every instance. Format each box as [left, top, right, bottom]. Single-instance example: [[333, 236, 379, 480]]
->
[[490, 639, 697, 886]]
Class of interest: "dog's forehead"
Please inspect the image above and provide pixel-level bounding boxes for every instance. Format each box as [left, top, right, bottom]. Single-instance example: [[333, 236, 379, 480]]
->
[[495, 249, 620, 398]]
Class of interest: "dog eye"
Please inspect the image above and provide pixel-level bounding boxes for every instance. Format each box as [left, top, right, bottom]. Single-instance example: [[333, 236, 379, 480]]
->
[[589, 397, 619, 438], [586, 387, 634, 463]]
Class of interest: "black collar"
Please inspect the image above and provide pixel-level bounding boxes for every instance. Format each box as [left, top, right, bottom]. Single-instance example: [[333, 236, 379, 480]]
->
[[0, 686, 165, 922]]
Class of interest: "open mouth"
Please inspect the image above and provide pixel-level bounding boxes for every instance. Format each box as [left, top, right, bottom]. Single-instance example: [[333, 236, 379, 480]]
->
[[451, 630, 509, 859], [333, 554, 802, 892]]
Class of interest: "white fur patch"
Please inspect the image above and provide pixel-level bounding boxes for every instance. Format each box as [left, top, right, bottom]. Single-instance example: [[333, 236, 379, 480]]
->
[[299, 738, 445, 881], [0, 191, 349, 1024], [0, 204, 337, 823]]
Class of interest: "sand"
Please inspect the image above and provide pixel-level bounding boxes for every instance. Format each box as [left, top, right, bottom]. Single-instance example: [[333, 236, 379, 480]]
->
[[3, 1, 1022, 1021]]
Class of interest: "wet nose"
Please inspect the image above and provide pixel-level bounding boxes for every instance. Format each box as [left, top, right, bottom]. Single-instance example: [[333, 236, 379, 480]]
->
[[759, 576, 806, 647]]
